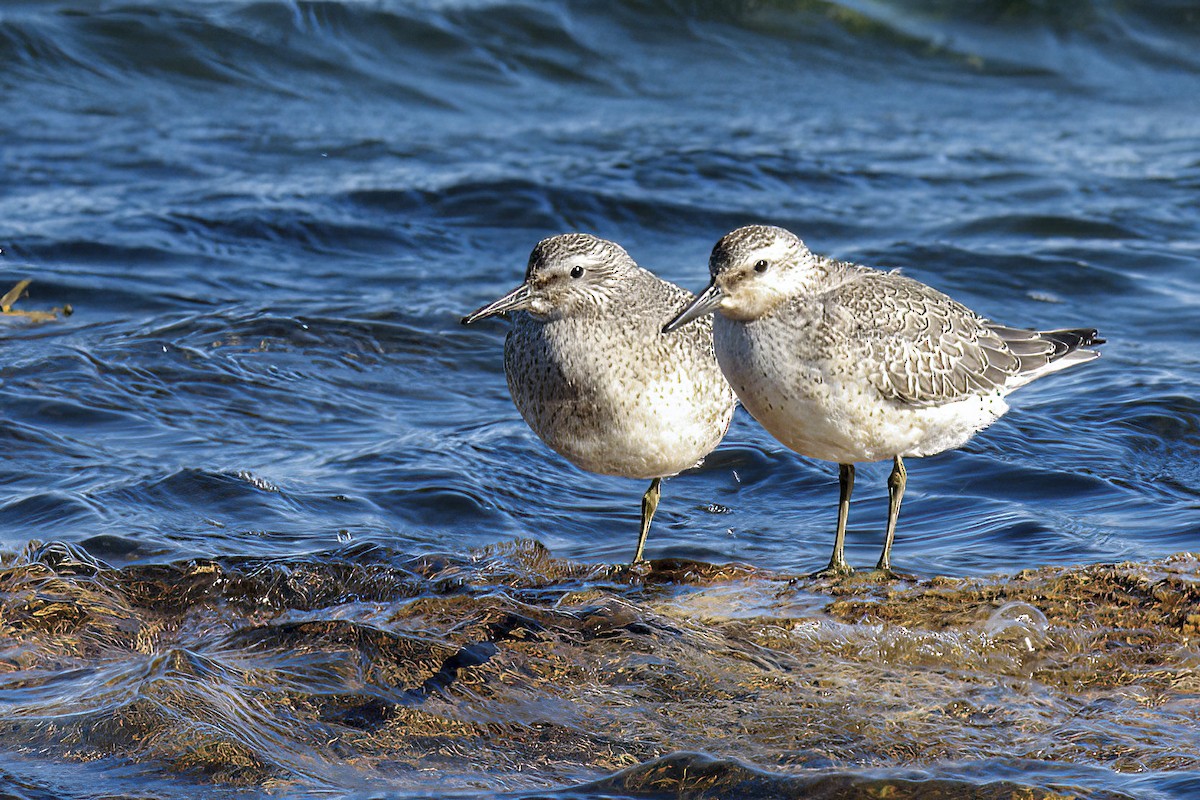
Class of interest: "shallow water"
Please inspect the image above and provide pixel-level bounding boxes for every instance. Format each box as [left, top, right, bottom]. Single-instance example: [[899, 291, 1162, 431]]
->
[[0, 0, 1198, 797]]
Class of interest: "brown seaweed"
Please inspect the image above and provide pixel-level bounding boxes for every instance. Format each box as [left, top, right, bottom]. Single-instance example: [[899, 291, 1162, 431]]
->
[[0, 539, 1195, 797]]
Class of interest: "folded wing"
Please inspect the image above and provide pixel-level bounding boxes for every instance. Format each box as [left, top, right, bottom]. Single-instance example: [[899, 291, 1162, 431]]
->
[[831, 272, 1102, 407]]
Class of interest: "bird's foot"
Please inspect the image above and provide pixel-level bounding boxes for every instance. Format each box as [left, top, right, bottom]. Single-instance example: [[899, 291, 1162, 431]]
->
[[587, 558, 652, 587], [860, 566, 917, 583], [809, 562, 855, 580], [609, 558, 653, 581]]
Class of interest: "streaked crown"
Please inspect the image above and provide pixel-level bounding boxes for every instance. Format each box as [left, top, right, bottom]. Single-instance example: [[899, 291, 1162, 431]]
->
[[709, 225, 809, 278], [527, 233, 634, 280]]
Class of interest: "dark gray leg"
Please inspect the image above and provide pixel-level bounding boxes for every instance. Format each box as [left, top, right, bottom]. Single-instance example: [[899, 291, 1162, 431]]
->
[[631, 477, 661, 564], [875, 455, 907, 574], [814, 463, 855, 577]]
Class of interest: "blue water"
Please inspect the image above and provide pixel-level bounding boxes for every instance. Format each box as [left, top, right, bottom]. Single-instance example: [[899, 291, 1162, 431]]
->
[[1, 1, 1198, 798]]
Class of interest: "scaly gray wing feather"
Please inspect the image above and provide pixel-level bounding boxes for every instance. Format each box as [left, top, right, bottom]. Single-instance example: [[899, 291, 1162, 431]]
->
[[828, 271, 1083, 406]]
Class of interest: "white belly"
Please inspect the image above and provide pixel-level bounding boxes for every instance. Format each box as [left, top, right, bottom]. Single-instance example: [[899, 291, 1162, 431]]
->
[[556, 376, 731, 478], [714, 317, 1009, 463]]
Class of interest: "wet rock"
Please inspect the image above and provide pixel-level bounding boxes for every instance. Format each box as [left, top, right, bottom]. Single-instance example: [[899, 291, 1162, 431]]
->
[[0, 539, 1194, 796]]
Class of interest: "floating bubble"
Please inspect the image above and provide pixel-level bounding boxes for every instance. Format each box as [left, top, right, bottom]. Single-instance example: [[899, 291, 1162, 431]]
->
[[981, 600, 1050, 652]]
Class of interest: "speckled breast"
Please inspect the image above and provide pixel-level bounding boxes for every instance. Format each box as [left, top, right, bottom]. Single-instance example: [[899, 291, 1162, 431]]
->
[[504, 314, 734, 479]]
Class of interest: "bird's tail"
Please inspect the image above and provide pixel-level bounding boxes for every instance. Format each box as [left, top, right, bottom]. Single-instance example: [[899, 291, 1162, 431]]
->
[[1039, 327, 1106, 359], [988, 324, 1104, 390]]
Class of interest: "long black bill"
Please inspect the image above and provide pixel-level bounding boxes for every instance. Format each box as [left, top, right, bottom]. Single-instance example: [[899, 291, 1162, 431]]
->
[[461, 283, 533, 325], [662, 282, 724, 334]]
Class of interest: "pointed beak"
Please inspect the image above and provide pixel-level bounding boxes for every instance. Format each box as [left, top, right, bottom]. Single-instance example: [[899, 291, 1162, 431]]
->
[[662, 281, 723, 334], [461, 282, 533, 325]]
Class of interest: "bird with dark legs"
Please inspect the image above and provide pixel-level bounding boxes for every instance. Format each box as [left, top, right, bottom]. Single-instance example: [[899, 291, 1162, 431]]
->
[[665, 225, 1103, 578]]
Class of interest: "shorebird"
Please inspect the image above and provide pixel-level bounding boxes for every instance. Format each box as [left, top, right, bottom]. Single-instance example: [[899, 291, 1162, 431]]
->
[[664, 224, 1103, 577], [463, 233, 736, 564]]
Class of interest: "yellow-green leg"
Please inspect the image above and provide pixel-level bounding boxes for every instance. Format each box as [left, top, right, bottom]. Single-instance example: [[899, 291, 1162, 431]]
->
[[813, 463, 855, 577], [873, 455, 907, 578], [631, 477, 661, 564]]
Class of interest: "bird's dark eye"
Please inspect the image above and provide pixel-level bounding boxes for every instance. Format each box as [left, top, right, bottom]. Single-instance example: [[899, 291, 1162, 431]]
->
[[754, 259, 769, 273], [570, 265, 585, 279]]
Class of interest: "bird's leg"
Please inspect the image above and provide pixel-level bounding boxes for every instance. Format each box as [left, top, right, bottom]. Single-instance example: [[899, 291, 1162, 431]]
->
[[631, 477, 661, 565], [813, 463, 855, 578], [871, 455, 908, 579]]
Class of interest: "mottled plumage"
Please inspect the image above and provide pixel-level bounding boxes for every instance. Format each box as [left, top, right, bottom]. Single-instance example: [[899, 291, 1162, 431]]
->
[[464, 233, 736, 563], [665, 224, 1103, 577], [836, 272, 1098, 406]]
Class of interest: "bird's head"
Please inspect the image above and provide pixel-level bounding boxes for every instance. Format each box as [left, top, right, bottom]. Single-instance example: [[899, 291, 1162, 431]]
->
[[462, 233, 634, 324], [663, 225, 818, 332]]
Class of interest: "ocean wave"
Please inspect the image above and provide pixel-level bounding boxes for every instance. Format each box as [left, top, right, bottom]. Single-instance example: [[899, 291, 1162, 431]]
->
[[2, 0, 1195, 106]]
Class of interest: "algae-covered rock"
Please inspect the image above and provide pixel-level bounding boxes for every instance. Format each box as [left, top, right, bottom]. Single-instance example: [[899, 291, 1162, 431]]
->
[[0, 539, 1194, 797]]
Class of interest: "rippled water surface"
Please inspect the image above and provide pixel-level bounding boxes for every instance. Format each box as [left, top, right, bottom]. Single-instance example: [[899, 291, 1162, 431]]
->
[[1, 1, 1198, 797]]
